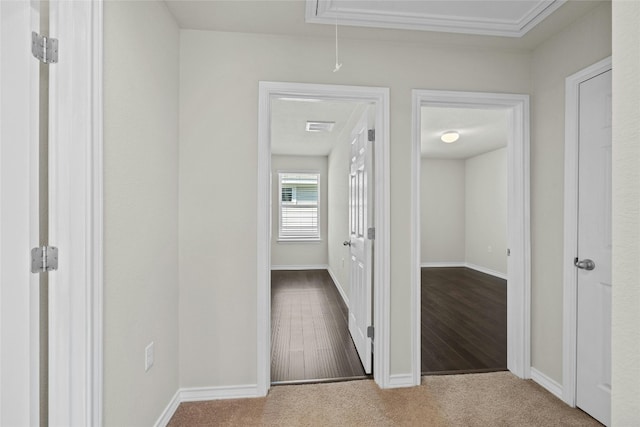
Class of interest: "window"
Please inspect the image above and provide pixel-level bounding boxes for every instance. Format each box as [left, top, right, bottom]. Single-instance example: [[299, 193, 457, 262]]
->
[[278, 172, 320, 240]]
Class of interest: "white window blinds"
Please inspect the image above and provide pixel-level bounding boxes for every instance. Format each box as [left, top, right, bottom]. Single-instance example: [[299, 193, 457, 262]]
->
[[279, 172, 320, 240]]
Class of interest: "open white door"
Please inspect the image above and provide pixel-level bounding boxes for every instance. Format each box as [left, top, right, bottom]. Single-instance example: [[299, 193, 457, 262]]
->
[[575, 69, 612, 426], [0, 1, 41, 425], [347, 110, 373, 374]]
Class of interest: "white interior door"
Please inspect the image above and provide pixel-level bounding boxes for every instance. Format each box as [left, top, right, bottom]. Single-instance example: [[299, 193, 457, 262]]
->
[[0, 1, 41, 425], [347, 110, 373, 374], [576, 69, 612, 426]]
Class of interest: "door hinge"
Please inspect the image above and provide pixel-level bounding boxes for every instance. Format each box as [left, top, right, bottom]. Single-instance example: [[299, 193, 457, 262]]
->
[[507, 248, 511, 256], [31, 32, 58, 64], [368, 129, 375, 142], [31, 246, 58, 273], [367, 326, 374, 340], [367, 227, 375, 240]]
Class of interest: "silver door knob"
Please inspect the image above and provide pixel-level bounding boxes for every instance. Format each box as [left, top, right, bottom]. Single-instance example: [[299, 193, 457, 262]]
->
[[343, 240, 351, 247], [574, 258, 595, 270]]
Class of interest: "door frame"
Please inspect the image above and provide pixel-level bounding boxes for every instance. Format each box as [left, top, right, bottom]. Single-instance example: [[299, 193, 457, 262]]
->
[[411, 90, 531, 380], [257, 82, 391, 394], [48, 0, 103, 425], [562, 56, 612, 407]]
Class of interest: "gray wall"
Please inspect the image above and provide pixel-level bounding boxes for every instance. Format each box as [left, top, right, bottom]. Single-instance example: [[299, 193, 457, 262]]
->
[[612, 0, 640, 422], [326, 107, 368, 304], [421, 158, 466, 264], [465, 148, 507, 274], [178, 28, 531, 387], [271, 155, 328, 267], [421, 148, 507, 276], [104, 1, 179, 425], [327, 128, 352, 303], [530, 2, 611, 383]]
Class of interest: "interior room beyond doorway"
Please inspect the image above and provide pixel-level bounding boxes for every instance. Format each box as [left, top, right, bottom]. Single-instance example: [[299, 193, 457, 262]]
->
[[420, 105, 509, 375], [269, 97, 374, 384]]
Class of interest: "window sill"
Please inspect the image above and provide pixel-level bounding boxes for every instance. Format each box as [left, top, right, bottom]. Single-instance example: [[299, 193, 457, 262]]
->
[[277, 238, 322, 244]]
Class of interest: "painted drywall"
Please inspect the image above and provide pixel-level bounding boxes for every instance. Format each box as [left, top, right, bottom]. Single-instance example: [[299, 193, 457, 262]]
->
[[104, 1, 179, 425], [465, 148, 507, 274], [271, 155, 328, 267], [178, 28, 530, 386], [612, 0, 640, 423], [327, 127, 352, 302], [421, 159, 466, 264], [530, 2, 612, 383], [327, 107, 368, 303]]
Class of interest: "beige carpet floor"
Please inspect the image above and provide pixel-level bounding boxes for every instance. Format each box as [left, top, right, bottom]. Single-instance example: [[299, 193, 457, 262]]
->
[[168, 372, 601, 426]]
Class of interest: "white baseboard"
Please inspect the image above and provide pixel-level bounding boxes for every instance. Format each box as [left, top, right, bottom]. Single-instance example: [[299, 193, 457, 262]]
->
[[180, 384, 261, 402], [530, 368, 563, 400], [465, 263, 507, 280], [327, 266, 349, 308], [154, 384, 261, 426], [271, 264, 328, 271], [421, 262, 507, 280], [421, 261, 466, 268], [387, 373, 415, 388], [153, 390, 181, 427]]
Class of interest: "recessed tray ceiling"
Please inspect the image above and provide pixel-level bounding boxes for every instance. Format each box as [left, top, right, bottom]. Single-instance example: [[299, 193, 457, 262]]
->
[[306, 0, 567, 37]]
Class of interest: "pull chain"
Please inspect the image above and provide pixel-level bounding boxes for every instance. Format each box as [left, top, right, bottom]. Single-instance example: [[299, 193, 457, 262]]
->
[[333, 17, 342, 72]]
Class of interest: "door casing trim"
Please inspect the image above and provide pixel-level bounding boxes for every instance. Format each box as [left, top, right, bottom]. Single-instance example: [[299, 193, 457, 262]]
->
[[257, 82, 391, 393], [562, 56, 612, 407], [411, 89, 531, 381], [48, 0, 103, 425]]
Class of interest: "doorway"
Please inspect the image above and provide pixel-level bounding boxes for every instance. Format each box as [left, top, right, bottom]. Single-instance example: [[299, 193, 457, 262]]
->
[[269, 98, 372, 383], [419, 106, 510, 374], [257, 82, 391, 394], [411, 90, 531, 380], [563, 57, 612, 426]]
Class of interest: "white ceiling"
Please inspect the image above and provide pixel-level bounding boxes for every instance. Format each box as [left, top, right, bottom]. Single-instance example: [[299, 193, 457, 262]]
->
[[421, 106, 509, 159], [307, 0, 566, 38], [271, 99, 369, 156], [164, 0, 604, 50]]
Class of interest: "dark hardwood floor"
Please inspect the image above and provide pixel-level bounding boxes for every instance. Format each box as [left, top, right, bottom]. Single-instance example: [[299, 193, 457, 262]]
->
[[271, 269, 367, 384], [421, 267, 507, 375]]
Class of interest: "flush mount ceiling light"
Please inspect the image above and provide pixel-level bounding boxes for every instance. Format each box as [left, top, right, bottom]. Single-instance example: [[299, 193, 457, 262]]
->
[[306, 121, 336, 132], [441, 131, 460, 143]]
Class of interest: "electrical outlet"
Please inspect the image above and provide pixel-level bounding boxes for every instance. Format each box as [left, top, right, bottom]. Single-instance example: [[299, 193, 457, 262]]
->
[[145, 342, 154, 372], [487, 245, 493, 253]]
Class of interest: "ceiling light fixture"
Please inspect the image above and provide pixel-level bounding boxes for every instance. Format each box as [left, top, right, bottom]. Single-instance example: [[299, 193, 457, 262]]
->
[[441, 131, 460, 143], [306, 121, 335, 132]]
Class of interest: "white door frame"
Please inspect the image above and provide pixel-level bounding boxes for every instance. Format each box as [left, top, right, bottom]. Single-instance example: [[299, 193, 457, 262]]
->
[[257, 82, 391, 394], [48, 0, 103, 425], [562, 56, 612, 407], [0, 1, 41, 424], [411, 90, 531, 380]]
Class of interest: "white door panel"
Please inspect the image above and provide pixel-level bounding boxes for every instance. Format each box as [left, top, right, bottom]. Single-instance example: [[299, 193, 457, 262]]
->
[[348, 110, 373, 374], [0, 0, 41, 424], [576, 69, 612, 426]]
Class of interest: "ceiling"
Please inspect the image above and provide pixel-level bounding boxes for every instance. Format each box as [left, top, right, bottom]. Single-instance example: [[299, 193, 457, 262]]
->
[[307, 0, 565, 37], [164, 0, 604, 50], [164, 0, 601, 157], [271, 99, 369, 156], [421, 106, 509, 159]]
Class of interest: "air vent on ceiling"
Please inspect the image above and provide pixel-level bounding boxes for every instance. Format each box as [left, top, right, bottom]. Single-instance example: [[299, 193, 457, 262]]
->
[[306, 121, 335, 132]]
